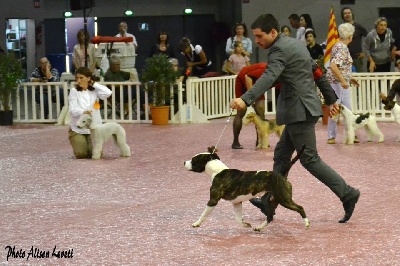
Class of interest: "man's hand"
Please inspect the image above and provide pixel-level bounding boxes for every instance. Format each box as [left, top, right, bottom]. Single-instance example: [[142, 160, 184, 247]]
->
[[230, 98, 246, 110], [328, 103, 339, 117]]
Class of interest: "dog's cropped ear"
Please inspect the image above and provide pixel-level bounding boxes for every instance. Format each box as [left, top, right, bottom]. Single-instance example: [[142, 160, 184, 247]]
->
[[208, 146, 218, 153], [384, 101, 396, 111]]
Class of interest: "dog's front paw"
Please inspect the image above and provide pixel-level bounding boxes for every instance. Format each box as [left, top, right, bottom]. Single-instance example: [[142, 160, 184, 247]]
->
[[192, 222, 201, 227], [304, 218, 310, 228]]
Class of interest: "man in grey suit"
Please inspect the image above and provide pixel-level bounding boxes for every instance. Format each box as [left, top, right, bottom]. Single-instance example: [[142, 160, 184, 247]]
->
[[230, 14, 360, 223]]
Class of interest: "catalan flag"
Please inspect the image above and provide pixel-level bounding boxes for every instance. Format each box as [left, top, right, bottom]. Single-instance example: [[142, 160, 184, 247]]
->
[[324, 7, 339, 69]]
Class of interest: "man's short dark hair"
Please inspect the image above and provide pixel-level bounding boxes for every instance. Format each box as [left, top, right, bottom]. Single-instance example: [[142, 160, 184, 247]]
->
[[251, 14, 280, 34], [288, 14, 300, 22]]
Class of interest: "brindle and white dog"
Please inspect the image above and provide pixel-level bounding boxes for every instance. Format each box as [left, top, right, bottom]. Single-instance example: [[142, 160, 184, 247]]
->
[[333, 104, 384, 144], [184, 146, 310, 232], [380, 93, 400, 141], [243, 112, 285, 149]]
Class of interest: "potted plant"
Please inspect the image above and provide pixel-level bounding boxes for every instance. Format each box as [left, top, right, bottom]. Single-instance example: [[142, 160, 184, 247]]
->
[[141, 54, 181, 125], [0, 53, 24, 125]]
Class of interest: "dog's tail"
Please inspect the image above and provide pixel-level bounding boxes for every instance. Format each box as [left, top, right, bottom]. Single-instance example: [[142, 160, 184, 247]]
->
[[284, 144, 306, 177]]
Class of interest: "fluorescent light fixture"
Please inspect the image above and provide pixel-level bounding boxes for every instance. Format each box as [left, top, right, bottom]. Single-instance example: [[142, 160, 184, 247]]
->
[[125, 9, 133, 16], [184, 8, 192, 14], [64, 11, 73, 18]]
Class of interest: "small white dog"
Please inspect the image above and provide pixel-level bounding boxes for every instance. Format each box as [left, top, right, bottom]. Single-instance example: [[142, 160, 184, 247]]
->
[[77, 114, 131, 159], [334, 104, 384, 144]]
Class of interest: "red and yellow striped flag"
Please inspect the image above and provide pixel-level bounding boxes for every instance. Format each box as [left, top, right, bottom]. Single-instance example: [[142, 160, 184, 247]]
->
[[324, 7, 339, 68]]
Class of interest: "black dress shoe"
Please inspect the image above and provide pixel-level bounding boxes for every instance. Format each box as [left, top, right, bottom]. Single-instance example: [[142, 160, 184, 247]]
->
[[249, 198, 268, 216], [231, 143, 243, 149], [339, 189, 360, 223]]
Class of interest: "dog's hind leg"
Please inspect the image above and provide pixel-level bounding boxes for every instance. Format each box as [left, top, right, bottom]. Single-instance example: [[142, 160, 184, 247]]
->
[[232, 203, 251, 227], [114, 133, 131, 157], [192, 205, 216, 227], [279, 200, 310, 229]]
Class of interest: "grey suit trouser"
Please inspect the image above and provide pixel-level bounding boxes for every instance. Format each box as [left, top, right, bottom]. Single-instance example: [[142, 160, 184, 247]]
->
[[273, 112, 357, 202]]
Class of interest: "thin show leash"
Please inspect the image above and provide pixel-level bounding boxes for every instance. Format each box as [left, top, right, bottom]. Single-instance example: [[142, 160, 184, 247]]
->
[[212, 109, 234, 154]]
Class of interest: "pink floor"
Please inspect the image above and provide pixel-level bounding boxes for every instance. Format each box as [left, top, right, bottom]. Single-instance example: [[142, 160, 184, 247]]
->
[[1, 118, 400, 265]]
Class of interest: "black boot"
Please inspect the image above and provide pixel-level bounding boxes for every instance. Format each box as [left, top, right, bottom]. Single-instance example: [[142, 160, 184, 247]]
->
[[249, 193, 274, 216], [339, 189, 360, 223]]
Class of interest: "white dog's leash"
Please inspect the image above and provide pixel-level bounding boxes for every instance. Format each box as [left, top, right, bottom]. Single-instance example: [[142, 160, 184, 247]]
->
[[212, 109, 234, 154]]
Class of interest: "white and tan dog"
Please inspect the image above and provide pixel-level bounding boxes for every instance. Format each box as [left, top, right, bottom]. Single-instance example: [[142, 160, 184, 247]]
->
[[184, 146, 309, 232], [77, 113, 131, 159], [243, 112, 285, 149], [334, 104, 384, 144], [380, 93, 400, 141]]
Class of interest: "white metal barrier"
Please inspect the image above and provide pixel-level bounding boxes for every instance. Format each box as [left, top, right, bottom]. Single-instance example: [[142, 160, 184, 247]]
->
[[11, 72, 400, 124], [12, 81, 185, 124]]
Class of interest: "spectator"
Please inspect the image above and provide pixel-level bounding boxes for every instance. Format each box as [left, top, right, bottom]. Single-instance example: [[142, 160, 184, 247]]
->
[[225, 42, 250, 75], [73, 29, 97, 72], [231, 63, 267, 149], [341, 7, 368, 72], [300, 14, 314, 42], [305, 30, 324, 69], [68, 67, 112, 159], [30, 57, 64, 119], [230, 14, 360, 224], [104, 56, 145, 117], [280, 25, 291, 37], [363, 17, 396, 72], [288, 14, 305, 41], [225, 22, 252, 57], [149, 31, 176, 59], [180, 37, 211, 77], [326, 23, 359, 144], [115, 21, 138, 50]]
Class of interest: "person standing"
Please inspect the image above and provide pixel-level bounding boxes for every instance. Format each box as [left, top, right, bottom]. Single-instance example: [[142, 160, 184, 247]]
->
[[326, 23, 360, 144], [363, 17, 396, 73], [231, 63, 267, 149], [115, 21, 138, 50], [73, 29, 97, 72], [149, 31, 176, 59], [341, 7, 368, 72], [299, 14, 314, 42], [68, 67, 112, 159], [288, 14, 305, 41], [225, 22, 253, 57], [230, 14, 360, 223]]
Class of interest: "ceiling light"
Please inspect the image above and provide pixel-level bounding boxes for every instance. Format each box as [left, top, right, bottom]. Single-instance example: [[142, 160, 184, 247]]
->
[[64, 11, 73, 18], [184, 8, 192, 14], [125, 9, 133, 16]]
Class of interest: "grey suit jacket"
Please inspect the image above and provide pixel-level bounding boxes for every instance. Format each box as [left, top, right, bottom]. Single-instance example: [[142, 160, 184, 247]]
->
[[241, 34, 337, 125]]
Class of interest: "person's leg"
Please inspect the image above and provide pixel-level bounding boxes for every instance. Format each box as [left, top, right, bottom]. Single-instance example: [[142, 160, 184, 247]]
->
[[232, 107, 247, 149], [327, 83, 341, 143], [287, 116, 360, 222], [253, 99, 265, 147], [68, 129, 92, 159]]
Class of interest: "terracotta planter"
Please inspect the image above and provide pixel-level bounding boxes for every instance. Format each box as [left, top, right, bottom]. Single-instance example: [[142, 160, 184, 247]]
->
[[321, 104, 330, 125], [150, 106, 170, 125]]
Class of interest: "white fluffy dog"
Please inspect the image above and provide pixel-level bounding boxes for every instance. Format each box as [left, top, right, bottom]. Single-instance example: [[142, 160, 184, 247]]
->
[[77, 114, 131, 159], [335, 104, 384, 144]]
